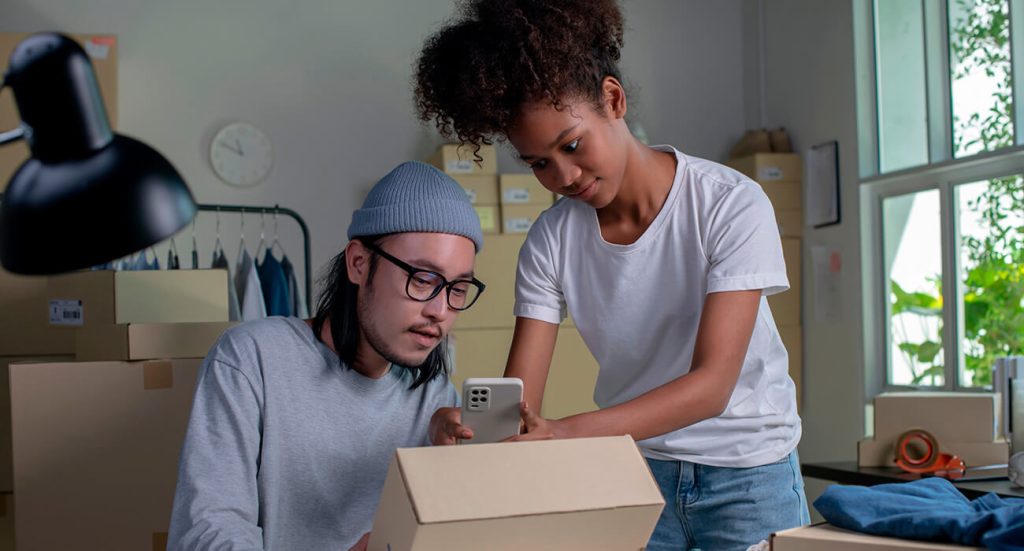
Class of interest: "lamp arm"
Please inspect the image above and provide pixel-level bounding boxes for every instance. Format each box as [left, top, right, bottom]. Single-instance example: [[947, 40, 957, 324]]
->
[[0, 127, 25, 146]]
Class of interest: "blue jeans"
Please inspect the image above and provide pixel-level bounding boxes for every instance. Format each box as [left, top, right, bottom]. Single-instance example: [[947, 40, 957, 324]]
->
[[645, 451, 810, 551]]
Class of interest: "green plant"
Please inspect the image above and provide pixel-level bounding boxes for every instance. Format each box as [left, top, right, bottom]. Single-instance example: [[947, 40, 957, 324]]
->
[[889, 0, 1024, 387]]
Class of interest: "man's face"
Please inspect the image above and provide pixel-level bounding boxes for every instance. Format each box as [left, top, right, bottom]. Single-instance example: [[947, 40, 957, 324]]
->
[[348, 232, 476, 368]]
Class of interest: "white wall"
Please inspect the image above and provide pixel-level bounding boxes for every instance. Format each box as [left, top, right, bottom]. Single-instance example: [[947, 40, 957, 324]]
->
[[2, 0, 748, 297], [754, 0, 865, 518]]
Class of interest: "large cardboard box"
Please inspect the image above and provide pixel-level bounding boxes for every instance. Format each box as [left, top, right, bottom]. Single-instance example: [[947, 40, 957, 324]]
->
[[10, 359, 200, 550], [428, 144, 497, 175], [0, 356, 74, 493], [46, 269, 229, 327], [368, 436, 664, 550], [768, 238, 802, 326], [874, 392, 999, 443], [763, 180, 803, 211], [499, 173, 553, 205], [857, 437, 1009, 468], [0, 269, 76, 356], [474, 205, 501, 235], [501, 203, 548, 234], [772, 523, 983, 550], [451, 327, 599, 419], [778, 324, 802, 411], [75, 321, 235, 361], [776, 208, 804, 238], [454, 175, 499, 205], [454, 234, 525, 330], [727, 153, 802, 183], [1, 33, 118, 192]]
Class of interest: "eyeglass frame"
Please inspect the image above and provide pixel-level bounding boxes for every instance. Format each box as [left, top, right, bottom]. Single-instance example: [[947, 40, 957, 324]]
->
[[359, 240, 486, 311]]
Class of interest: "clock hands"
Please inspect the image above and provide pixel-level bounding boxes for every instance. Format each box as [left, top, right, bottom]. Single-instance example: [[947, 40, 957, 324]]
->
[[219, 139, 244, 156]]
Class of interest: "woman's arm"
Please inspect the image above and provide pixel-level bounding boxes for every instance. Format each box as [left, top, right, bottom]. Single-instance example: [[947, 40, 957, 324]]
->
[[513, 289, 761, 441], [503, 316, 560, 413]]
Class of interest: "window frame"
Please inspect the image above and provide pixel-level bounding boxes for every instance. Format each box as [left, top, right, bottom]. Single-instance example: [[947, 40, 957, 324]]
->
[[857, 0, 1024, 396]]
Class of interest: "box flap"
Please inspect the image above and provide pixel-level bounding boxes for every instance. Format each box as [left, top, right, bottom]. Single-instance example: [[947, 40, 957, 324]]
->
[[397, 436, 662, 524]]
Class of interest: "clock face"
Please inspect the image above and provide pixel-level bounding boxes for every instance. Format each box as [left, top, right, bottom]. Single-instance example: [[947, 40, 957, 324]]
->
[[210, 122, 273, 187]]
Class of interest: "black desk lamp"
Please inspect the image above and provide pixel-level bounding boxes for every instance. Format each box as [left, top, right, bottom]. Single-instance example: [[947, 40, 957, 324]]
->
[[0, 32, 196, 275]]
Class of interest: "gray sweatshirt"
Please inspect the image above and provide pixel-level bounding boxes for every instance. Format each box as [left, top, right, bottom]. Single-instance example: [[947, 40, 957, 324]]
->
[[168, 317, 458, 550]]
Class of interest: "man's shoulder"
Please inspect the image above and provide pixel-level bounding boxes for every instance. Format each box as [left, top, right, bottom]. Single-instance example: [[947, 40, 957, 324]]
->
[[210, 317, 313, 365]]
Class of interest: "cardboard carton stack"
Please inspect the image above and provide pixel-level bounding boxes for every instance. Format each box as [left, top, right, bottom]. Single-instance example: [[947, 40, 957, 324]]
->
[[858, 392, 1009, 468], [428, 144, 597, 419], [726, 152, 804, 409]]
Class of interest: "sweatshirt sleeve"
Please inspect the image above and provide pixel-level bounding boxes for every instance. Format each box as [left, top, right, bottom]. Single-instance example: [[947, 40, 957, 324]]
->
[[167, 352, 265, 551]]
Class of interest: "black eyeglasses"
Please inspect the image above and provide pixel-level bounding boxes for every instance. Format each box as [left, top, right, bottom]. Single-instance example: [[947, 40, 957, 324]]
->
[[361, 241, 486, 311]]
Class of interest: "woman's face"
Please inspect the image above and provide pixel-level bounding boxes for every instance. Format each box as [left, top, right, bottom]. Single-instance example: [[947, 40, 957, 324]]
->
[[506, 92, 629, 209]]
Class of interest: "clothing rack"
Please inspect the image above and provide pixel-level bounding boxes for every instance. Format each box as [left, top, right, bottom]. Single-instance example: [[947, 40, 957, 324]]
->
[[196, 203, 313, 315]]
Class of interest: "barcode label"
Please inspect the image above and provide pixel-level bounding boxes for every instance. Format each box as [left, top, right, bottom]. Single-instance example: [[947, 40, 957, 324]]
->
[[49, 299, 84, 326], [502, 189, 531, 203], [758, 166, 784, 181], [463, 188, 478, 203], [446, 159, 474, 174], [504, 217, 534, 233]]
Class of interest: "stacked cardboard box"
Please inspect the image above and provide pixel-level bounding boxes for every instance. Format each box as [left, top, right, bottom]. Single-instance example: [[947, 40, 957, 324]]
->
[[772, 523, 984, 550], [427, 145, 596, 417], [858, 392, 1009, 468], [726, 153, 804, 409]]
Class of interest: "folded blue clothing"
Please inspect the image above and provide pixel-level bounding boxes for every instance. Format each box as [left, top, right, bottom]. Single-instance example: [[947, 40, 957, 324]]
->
[[814, 477, 1024, 550]]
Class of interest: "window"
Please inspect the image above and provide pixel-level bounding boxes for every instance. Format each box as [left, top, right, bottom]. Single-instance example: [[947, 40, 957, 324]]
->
[[857, 0, 1024, 392]]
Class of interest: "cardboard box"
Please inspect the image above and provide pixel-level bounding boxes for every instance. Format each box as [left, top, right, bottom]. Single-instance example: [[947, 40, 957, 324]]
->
[[0, 356, 75, 492], [502, 203, 548, 234], [1, 33, 118, 193], [474, 205, 500, 235], [778, 325, 802, 411], [772, 523, 983, 550], [368, 436, 663, 550], [768, 238, 802, 326], [775, 208, 804, 237], [451, 327, 599, 419], [0, 269, 76, 356], [46, 269, 229, 327], [763, 181, 803, 210], [874, 392, 999, 443], [455, 175, 499, 204], [499, 173, 553, 205], [857, 437, 1009, 468], [727, 153, 802, 183], [428, 144, 497, 175], [454, 234, 525, 330], [10, 359, 200, 550], [75, 321, 235, 361]]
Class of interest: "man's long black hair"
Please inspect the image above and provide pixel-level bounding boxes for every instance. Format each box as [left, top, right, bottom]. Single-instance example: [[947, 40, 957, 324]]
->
[[311, 235, 451, 390]]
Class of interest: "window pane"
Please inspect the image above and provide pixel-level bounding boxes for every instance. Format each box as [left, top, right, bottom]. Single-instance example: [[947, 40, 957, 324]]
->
[[949, 0, 1013, 157], [956, 175, 1024, 387], [875, 0, 929, 172], [884, 190, 945, 386]]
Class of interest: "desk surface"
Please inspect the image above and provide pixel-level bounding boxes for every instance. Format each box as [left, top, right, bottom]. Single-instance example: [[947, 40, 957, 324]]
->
[[803, 461, 1024, 500]]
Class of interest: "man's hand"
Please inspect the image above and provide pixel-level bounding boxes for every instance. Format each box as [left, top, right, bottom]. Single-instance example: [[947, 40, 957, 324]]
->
[[348, 532, 370, 551], [429, 407, 473, 445], [506, 402, 566, 441]]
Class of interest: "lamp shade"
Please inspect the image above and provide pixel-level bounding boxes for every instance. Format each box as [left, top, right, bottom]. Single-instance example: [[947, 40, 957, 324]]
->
[[0, 33, 196, 274]]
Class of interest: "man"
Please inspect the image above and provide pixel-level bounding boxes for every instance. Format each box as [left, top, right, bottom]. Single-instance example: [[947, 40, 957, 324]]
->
[[168, 161, 485, 550]]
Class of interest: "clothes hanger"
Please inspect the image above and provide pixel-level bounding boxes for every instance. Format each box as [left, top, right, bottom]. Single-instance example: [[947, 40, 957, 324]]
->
[[255, 208, 268, 263], [236, 207, 248, 265], [191, 215, 200, 269], [271, 205, 286, 260]]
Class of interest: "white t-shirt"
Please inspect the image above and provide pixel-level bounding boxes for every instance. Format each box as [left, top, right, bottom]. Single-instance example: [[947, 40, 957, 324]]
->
[[514, 146, 801, 468]]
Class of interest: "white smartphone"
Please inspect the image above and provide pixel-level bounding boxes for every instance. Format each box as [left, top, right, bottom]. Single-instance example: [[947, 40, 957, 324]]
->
[[460, 377, 523, 444]]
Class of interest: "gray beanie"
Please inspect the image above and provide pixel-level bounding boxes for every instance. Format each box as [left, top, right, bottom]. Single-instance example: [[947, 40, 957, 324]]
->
[[347, 161, 484, 251]]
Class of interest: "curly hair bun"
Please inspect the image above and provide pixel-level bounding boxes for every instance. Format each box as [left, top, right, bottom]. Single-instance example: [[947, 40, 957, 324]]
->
[[414, 0, 624, 147]]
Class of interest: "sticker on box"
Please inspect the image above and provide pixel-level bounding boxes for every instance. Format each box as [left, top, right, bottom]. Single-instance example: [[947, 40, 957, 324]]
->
[[446, 159, 474, 174], [49, 299, 84, 326], [502, 188, 532, 203], [463, 188, 478, 203], [757, 166, 784, 181], [504, 217, 534, 234]]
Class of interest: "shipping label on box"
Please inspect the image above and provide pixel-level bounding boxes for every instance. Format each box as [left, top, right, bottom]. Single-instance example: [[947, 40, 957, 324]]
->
[[474, 205, 500, 234], [368, 436, 663, 551], [0, 268, 76, 356], [499, 174, 552, 205]]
